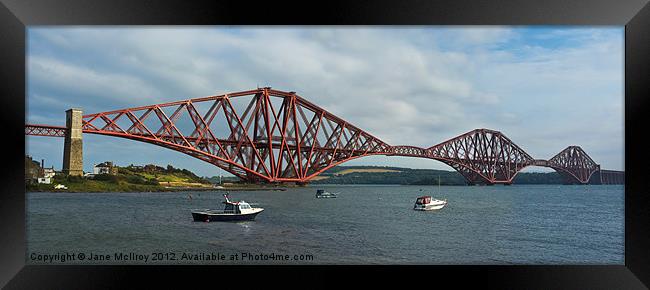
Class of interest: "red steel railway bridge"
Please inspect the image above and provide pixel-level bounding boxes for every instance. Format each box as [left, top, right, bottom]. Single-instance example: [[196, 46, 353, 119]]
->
[[25, 88, 624, 185]]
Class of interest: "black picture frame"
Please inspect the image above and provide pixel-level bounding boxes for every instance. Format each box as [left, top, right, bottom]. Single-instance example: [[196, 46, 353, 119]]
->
[[2, 0, 649, 288]]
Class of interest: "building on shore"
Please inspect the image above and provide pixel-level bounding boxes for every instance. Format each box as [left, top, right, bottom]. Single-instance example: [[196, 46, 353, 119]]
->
[[93, 161, 118, 175], [43, 167, 55, 178], [25, 155, 57, 184], [25, 155, 41, 184], [37, 177, 52, 184], [39, 161, 55, 184]]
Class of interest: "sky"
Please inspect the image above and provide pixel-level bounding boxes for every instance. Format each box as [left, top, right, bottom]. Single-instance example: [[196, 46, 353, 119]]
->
[[25, 26, 624, 177]]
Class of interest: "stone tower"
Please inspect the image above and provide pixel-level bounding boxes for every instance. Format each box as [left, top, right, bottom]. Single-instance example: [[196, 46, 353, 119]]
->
[[62, 108, 83, 176]]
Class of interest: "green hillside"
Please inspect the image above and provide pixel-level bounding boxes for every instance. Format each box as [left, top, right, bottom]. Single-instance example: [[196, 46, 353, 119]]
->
[[310, 165, 563, 185], [28, 163, 565, 192], [27, 164, 214, 192]]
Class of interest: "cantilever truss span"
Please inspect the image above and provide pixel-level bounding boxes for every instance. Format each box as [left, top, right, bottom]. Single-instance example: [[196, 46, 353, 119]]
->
[[25, 88, 622, 185], [79, 88, 392, 183], [399, 129, 535, 184], [391, 129, 607, 185]]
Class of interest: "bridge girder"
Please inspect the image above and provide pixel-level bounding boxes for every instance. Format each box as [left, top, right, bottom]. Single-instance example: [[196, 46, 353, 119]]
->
[[547, 146, 600, 184], [392, 129, 536, 184], [25, 88, 614, 185], [78, 88, 391, 183]]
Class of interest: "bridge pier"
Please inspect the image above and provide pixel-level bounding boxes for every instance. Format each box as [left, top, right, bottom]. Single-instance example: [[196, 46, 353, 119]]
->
[[62, 108, 83, 176], [598, 170, 625, 185]]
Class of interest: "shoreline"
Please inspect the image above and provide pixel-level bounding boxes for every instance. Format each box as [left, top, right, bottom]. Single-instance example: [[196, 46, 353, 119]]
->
[[26, 183, 618, 193], [26, 186, 289, 193]]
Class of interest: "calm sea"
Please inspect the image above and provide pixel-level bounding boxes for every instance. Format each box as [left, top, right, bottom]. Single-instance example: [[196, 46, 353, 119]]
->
[[26, 184, 624, 265]]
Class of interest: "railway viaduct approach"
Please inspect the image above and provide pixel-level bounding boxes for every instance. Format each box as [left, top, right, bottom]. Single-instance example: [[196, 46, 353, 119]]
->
[[25, 88, 624, 185]]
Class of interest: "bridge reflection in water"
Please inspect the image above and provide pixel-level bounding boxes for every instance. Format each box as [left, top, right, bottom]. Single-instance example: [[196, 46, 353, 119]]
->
[[25, 88, 624, 185]]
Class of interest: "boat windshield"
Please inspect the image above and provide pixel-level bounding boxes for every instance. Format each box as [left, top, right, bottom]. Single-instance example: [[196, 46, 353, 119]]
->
[[416, 197, 431, 204]]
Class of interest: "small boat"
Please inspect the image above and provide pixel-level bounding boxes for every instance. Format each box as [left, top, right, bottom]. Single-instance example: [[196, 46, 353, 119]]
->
[[413, 196, 447, 211], [413, 175, 447, 211], [192, 194, 264, 222], [316, 189, 338, 198]]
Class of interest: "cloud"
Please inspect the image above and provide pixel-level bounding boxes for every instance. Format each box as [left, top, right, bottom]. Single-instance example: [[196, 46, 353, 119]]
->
[[26, 27, 624, 175]]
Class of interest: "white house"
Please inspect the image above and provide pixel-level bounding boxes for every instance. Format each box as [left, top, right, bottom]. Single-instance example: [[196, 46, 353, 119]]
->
[[37, 177, 51, 184], [43, 168, 55, 178], [93, 161, 117, 175]]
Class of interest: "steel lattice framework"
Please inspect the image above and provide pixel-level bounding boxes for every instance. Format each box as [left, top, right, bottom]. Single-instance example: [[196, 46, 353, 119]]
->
[[392, 129, 536, 184], [429, 129, 535, 184], [25, 88, 619, 185], [546, 146, 600, 184], [79, 88, 391, 183], [25, 124, 67, 137]]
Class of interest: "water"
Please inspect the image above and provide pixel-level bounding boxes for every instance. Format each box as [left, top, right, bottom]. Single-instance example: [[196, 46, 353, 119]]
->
[[26, 184, 624, 265]]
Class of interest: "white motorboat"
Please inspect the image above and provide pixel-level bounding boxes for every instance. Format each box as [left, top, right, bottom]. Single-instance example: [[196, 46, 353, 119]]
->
[[413, 196, 447, 211], [413, 175, 447, 211], [316, 189, 338, 198]]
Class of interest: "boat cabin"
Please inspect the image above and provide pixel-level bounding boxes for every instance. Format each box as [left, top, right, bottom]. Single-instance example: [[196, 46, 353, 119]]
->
[[415, 196, 432, 205], [222, 200, 252, 214], [192, 194, 264, 222]]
